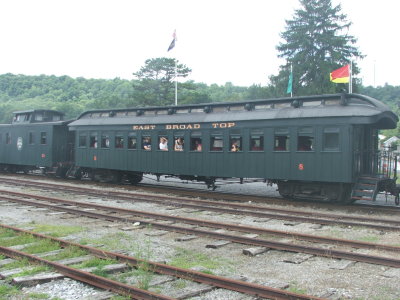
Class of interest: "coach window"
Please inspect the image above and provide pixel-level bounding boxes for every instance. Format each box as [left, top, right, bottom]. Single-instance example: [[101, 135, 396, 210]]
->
[[128, 133, 137, 150], [323, 127, 340, 151], [115, 132, 124, 149], [142, 136, 151, 150], [297, 127, 314, 151], [229, 135, 242, 152], [210, 132, 223, 151], [29, 132, 35, 145], [40, 132, 47, 145], [6, 133, 11, 145], [190, 132, 202, 151], [89, 132, 98, 148], [174, 133, 184, 151], [250, 129, 264, 151], [274, 129, 289, 151], [78, 132, 87, 147], [101, 133, 110, 149], [158, 133, 168, 151]]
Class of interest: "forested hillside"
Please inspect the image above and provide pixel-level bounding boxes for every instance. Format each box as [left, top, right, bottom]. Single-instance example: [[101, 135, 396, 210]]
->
[[0, 73, 399, 135]]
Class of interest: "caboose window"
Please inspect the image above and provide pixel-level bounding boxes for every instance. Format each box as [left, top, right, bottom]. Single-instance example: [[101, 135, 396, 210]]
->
[[250, 130, 264, 151], [323, 128, 340, 151], [174, 133, 184, 151], [297, 127, 314, 151], [6, 133, 11, 145], [35, 114, 43, 121], [128, 134, 137, 150], [29, 132, 35, 145], [101, 133, 110, 149], [78, 133, 87, 147], [115, 132, 124, 149], [274, 129, 289, 151], [40, 132, 47, 145], [90, 133, 98, 148], [211, 133, 223, 152], [142, 136, 151, 150]]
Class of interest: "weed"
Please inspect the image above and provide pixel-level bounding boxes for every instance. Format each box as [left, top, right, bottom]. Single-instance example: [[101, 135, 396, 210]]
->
[[169, 247, 229, 272], [173, 279, 187, 289], [0, 233, 36, 247], [0, 283, 19, 298], [44, 246, 88, 261], [26, 292, 50, 299], [22, 239, 60, 254], [32, 224, 84, 238], [0, 228, 16, 239], [72, 257, 118, 269], [357, 235, 379, 243], [287, 281, 307, 295], [12, 265, 51, 278]]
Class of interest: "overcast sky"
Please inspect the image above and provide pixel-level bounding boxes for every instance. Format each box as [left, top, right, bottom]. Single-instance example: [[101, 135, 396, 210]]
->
[[0, 0, 398, 87]]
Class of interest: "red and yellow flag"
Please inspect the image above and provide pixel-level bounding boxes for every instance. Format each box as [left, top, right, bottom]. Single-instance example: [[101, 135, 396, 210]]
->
[[330, 64, 350, 83]]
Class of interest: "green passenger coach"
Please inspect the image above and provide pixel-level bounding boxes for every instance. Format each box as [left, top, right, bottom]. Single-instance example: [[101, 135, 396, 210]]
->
[[68, 93, 399, 204], [0, 110, 74, 176]]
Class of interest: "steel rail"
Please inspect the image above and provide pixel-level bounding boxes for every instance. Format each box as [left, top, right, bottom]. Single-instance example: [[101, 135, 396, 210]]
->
[[1, 179, 400, 228], [0, 246, 175, 300], [1, 195, 400, 268], [1, 192, 400, 252], [1, 176, 399, 214], [0, 224, 322, 300]]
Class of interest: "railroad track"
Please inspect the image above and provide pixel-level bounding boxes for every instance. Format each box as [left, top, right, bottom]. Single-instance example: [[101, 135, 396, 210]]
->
[[1, 174, 399, 214], [1, 190, 400, 268], [0, 224, 322, 300], [0, 177, 399, 231]]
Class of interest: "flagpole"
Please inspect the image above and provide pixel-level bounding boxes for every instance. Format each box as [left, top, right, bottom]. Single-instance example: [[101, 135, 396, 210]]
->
[[175, 59, 178, 106], [290, 64, 293, 97], [349, 61, 352, 93]]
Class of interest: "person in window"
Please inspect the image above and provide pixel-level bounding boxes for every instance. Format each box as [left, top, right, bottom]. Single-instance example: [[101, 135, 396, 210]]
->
[[159, 137, 168, 151], [194, 140, 202, 151], [174, 137, 184, 151], [231, 140, 240, 152], [143, 137, 151, 150]]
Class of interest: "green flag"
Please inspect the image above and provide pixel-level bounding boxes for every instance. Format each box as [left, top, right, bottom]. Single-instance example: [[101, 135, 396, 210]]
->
[[287, 71, 293, 94]]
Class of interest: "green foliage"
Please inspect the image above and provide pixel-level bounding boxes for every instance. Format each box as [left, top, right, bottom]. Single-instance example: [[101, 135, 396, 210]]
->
[[271, 0, 363, 96]]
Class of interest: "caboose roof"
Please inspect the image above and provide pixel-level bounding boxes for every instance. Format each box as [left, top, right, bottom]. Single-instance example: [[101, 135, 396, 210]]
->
[[68, 93, 398, 130]]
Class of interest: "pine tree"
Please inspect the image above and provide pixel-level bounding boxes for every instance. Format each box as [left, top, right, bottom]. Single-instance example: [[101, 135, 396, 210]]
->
[[270, 0, 363, 96]]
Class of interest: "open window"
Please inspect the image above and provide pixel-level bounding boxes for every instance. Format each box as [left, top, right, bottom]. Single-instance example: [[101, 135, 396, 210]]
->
[[297, 127, 314, 151], [210, 133, 223, 151], [274, 128, 289, 151], [250, 129, 264, 151]]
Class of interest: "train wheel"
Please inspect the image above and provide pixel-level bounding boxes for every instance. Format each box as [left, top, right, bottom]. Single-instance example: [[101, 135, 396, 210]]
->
[[127, 174, 143, 185]]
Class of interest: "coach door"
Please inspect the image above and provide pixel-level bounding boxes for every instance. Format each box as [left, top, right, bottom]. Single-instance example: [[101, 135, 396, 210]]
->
[[353, 126, 378, 176]]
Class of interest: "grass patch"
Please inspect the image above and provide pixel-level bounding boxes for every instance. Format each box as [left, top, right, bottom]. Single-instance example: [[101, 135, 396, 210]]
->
[[22, 239, 60, 254], [44, 246, 88, 261], [287, 282, 308, 295], [0, 233, 36, 247], [72, 257, 118, 269], [0, 283, 19, 298], [0, 228, 16, 239], [79, 232, 132, 250], [12, 265, 51, 278], [31, 224, 84, 238], [26, 292, 50, 299], [357, 235, 380, 243], [169, 248, 230, 273]]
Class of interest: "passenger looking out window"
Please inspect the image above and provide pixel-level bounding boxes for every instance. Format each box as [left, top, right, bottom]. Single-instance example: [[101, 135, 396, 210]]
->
[[142, 137, 151, 150], [90, 133, 98, 148], [191, 138, 202, 151], [174, 137, 184, 151], [230, 139, 241, 152], [159, 137, 168, 151]]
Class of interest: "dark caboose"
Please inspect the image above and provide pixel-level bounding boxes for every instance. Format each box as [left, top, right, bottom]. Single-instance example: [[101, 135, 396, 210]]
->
[[0, 110, 74, 175], [68, 93, 399, 204]]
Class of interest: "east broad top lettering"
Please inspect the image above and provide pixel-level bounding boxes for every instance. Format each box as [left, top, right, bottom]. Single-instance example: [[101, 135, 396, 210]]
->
[[132, 122, 236, 130]]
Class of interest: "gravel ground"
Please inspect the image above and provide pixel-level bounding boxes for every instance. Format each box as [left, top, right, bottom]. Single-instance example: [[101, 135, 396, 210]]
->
[[0, 175, 399, 299]]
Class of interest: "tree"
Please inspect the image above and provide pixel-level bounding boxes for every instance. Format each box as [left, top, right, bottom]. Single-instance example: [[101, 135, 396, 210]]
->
[[270, 0, 363, 96], [132, 57, 191, 106]]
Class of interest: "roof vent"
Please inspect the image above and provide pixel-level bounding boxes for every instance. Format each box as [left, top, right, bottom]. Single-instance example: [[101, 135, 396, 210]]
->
[[136, 110, 143, 116], [203, 106, 212, 113], [292, 99, 301, 108]]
